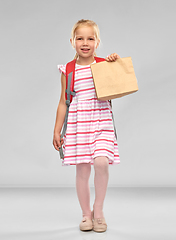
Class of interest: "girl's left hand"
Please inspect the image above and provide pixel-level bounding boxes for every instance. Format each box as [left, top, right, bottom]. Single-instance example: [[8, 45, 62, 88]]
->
[[105, 53, 120, 62]]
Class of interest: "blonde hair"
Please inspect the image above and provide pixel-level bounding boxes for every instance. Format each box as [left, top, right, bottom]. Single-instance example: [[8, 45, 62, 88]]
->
[[71, 19, 100, 59]]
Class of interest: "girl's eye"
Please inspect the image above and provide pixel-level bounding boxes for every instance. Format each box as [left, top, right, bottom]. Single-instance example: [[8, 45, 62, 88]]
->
[[89, 38, 94, 40], [77, 38, 82, 40]]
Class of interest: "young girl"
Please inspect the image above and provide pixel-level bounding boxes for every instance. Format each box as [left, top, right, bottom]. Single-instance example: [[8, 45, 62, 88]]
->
[[53, 19, 120, 232]]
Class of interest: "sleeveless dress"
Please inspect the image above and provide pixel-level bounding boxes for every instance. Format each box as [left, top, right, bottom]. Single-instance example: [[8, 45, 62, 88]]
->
[[58, 61, 120, 166]]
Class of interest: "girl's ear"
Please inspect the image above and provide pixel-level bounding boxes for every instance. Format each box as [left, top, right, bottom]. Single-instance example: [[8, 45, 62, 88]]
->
[[96, 39, 100, 49], [70, 38, 75, 48]]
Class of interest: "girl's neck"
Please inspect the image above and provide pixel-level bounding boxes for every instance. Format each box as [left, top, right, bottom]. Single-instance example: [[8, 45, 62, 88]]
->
[[76, 55, 95, 65]]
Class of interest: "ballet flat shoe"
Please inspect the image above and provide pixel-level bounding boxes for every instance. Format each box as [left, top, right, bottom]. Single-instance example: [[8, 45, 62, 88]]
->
[[93, 218, 107, 232], [92, 210, 107, 232], [79, 216, 93, 231]]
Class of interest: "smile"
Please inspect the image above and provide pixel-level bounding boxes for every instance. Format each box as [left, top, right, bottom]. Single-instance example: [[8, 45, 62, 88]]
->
[[81, 48, 90, 51]]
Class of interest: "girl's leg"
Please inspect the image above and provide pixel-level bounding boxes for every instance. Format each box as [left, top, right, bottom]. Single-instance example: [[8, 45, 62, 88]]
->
[[93, 156, 109, 219], [76, 162, 92, 219]]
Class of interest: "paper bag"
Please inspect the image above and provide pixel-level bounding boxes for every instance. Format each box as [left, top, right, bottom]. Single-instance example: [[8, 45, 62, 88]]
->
[[90, 57, 138, 101]]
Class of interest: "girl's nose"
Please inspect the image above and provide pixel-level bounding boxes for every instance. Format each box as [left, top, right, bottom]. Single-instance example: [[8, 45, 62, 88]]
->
[[83, 39, 88, 45]]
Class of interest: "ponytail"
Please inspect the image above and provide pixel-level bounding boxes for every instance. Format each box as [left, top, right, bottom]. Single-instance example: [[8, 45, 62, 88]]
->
[[73, 53, 78, 59]]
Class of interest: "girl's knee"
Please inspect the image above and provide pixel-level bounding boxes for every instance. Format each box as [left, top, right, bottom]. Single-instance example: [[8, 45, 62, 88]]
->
[[76, 162, 91, 178], [94, 156, 109, 173]]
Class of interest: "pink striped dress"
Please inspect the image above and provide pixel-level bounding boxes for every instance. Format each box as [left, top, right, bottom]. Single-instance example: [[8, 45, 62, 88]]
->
[[58, 61, 120, 166]]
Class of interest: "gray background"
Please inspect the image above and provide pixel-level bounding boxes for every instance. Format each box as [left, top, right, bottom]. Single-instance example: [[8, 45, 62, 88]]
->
[[0, 0, 175, 187]]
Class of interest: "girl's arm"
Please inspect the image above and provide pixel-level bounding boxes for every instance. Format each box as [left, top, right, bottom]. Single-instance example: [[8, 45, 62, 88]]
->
[[53, 73, 67, 151], [105, 53, 120, 62]]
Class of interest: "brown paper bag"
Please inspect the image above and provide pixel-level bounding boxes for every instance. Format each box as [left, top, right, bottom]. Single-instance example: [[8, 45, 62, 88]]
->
[[90, 57, 138, 101]]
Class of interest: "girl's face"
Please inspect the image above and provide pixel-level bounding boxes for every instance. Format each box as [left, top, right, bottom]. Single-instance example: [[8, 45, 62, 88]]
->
[[71, 26, 99, 59]]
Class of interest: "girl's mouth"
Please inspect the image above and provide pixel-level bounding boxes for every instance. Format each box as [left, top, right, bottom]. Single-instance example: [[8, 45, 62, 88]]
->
[[81, 48, 90, 53]]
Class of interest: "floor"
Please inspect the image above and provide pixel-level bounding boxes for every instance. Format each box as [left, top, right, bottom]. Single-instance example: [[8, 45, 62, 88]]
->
[[0, 187, 176, 240]]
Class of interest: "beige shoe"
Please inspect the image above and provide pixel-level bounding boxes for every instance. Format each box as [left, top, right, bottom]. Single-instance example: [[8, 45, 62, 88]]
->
[[79, 216, 93, 231], [92, 210, 107, 232]]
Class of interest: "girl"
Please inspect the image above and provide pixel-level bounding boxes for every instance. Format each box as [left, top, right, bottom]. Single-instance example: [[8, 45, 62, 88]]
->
[[53, 19, 120, 232]]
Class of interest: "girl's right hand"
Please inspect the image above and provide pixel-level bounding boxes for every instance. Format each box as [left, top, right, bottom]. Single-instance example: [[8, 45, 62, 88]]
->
[[53, 133, 64, 151]]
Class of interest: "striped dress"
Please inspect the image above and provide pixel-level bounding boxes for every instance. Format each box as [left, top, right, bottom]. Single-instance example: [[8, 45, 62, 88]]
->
[[58, 61, 120, 166]]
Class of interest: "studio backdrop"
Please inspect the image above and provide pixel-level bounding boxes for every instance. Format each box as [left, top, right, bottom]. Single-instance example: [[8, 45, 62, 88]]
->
[[0, 0, 175, 187]]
